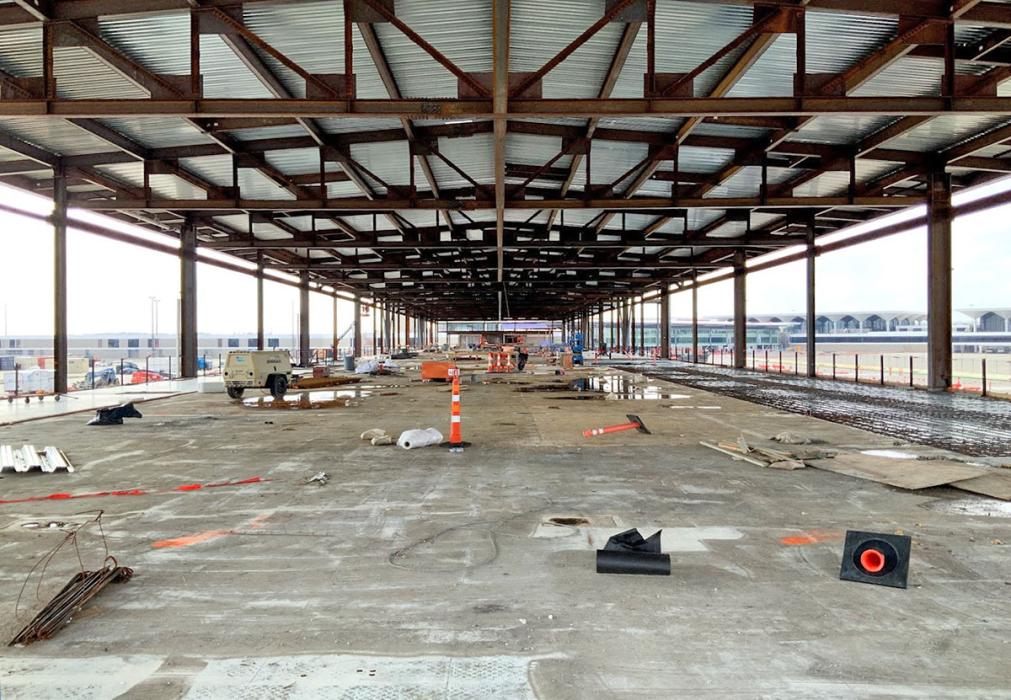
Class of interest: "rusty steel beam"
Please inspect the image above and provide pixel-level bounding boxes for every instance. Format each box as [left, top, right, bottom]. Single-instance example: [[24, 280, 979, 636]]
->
[[544, 19, 641, 234], [69, 194, 925, 212], [4, 96, 1011, 118], [2, 0, 1009, 26]]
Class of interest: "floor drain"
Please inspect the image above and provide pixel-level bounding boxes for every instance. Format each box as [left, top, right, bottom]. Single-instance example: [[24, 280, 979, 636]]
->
[[549, 517, 590, 526]]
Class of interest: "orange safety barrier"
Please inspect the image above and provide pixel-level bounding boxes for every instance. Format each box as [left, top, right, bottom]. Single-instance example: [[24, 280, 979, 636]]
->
[[487, 351, 515, 373]]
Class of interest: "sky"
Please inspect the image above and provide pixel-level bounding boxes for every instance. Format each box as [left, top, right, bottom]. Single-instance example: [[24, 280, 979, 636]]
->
[[1, 178, 1010, 336]]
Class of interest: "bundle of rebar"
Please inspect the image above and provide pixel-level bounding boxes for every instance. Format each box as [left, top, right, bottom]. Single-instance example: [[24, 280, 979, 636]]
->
[[9, 556, 133, 646]]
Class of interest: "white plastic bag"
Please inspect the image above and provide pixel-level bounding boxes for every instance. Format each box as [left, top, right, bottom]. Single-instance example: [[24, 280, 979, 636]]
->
[[397, 428, 443, 450]]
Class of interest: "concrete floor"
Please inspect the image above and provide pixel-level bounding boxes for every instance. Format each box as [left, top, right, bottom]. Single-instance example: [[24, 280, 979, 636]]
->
[[0, 360, 1009, 698]]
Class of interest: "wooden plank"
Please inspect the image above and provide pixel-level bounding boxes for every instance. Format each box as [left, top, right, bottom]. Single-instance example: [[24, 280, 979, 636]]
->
[[951, 472, 1011, 500], [808, 453, 987, 490]]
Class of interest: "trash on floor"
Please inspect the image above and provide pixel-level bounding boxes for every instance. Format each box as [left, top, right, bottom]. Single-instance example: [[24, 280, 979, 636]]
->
[[700, 438, 807, 470], [360, 428, 388, 441], [596, 528, 670, 576], [306, 471, 329, 486], [582, 414, 650, 438], [839, 530, 911, 589], [771, 431, 812, 445], [371, 435, 393, 446], [397, 428, 443, 450], [87, 402, 143, 426], [0, 445, 74, 474], [355, 359, 400, 375]]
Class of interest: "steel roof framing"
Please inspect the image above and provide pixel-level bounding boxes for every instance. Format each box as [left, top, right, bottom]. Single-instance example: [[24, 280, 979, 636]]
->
[[0, 0, 1009, 319]]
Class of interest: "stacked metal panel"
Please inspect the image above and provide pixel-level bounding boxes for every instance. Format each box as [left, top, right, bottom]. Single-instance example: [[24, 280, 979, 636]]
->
[[0, 445, 75, 473]]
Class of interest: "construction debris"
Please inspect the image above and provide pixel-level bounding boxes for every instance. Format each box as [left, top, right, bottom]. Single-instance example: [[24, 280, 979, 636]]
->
[[306, 471, 329, 486], [596, 528, 670, 576], [583, 414, 651, 438], [808, 453, 987, 489], [397, 428, 443, 450], [291, 376, 361, 390], [242, 391, 359, 410], [9, 557, 133, 646], [771, 431, 812, 445], [360, 428, 388, 441], [87, 402, 142, 426], [0, 445, 74, 474], [371, 435, 393, 446], [701, 438, 807, 470]]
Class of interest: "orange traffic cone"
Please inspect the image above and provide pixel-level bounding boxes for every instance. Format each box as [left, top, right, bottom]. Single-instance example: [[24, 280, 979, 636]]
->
[[442, 369, 471, 449]]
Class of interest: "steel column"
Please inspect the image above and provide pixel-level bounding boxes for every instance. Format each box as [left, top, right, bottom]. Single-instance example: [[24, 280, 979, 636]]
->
[[630, 299, 637, 353], [806, 222, 817, 377], [927, 169, 953, 390], [53, 166, 67, 395], [299, 271, 311, 366], [691, 279, 699, 363], [733, 250, 746, 368], [256, 253, 265, 351], [332, 296, 339, 358], [659, 290, 670, 359], [179, 217, 198, 378], [353, 294, 362, 357], [597, 303, 605, 351], [639, 299, 645, 353]]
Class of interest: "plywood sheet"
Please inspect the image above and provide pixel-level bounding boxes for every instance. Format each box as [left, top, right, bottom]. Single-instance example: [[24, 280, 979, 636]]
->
[[808, 453, 987, 490], [951, 472, 1011, 501]]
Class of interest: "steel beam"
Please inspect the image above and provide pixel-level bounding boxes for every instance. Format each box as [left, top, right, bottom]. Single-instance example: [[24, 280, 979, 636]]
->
[[180, 217, 198, 377], [70, 194, 924, 212], [4, 96, 1011, 119], [927, 169, 953, 390]]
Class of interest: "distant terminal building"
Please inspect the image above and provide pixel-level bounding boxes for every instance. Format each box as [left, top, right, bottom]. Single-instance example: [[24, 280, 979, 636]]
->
[[721, 308, 1011, 353]]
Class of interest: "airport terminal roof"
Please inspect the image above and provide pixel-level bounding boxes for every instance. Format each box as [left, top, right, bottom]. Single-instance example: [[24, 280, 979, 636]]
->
[[1, 0, 1011, 318]]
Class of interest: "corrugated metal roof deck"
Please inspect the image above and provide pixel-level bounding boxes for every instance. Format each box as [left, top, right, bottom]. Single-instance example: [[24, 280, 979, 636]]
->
[[0, 0, 1009, 314]]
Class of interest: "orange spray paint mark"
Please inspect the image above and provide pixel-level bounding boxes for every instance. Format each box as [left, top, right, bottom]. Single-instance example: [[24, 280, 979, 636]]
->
[[152, 513, 272, 549], [152, 529, 231, 549], [780, 529, 843, 546]]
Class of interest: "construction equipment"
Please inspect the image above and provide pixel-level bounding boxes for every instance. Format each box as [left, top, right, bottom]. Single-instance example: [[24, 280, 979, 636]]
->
[[582, 414, 651, 438], [223, 351, 292, 399], [570, 331, 585, 366]]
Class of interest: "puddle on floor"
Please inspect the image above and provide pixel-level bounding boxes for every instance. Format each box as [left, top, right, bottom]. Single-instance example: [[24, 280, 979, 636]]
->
[[517, 375, 689, 400], [861, 449, 923, 459], [921, 496, 1011, 518], [242, 389, 369, 410]]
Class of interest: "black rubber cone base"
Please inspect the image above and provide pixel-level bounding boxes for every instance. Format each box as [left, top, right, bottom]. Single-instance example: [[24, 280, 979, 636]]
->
[[440, 441, 473, 449], [839, 530, 911, 589]]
